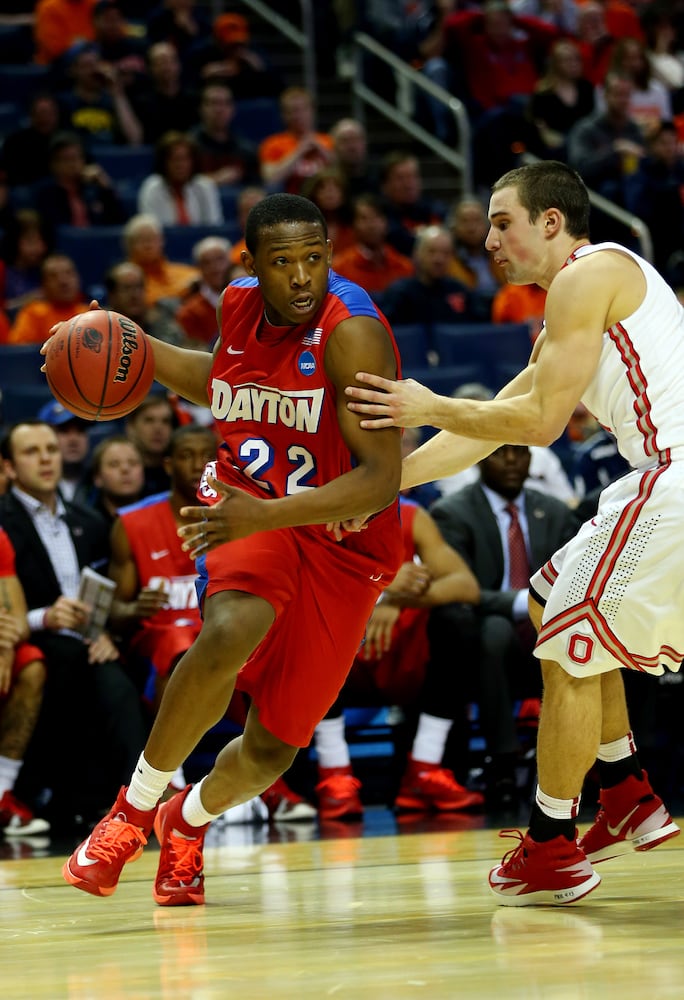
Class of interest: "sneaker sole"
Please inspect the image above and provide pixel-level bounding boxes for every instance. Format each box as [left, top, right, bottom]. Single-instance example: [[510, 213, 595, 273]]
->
[[489, 869, 602, 906], [4, 818, 51, 837], [394, 796, 483, 812], [153, 886, 205, 906], [61, 846, 144, 897], [584, 821, 681, 864]]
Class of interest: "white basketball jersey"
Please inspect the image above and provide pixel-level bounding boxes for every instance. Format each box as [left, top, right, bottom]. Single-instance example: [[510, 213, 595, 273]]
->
[[574, 242, 684, 471]]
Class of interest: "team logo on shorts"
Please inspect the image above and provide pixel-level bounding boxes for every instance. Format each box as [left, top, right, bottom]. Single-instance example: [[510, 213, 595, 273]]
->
[[298, 350, 316, 377], [568, 633, 594, 664]]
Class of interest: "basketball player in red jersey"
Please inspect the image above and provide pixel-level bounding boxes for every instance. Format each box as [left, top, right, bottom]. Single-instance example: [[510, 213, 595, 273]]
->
[[60, 193, 403, 905]]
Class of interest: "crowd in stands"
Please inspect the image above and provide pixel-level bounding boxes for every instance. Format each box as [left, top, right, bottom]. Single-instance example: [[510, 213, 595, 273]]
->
[[1, 0, 684, 845]]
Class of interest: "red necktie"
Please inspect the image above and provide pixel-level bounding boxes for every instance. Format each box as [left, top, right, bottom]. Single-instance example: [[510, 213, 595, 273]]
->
[[506, 502, 530, 589]]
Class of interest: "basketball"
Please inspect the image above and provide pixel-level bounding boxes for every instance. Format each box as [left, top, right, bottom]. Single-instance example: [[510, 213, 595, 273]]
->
[[44, 310, 155, 421]]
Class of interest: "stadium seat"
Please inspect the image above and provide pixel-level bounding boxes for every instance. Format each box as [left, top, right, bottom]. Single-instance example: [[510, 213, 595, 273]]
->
[[0, 64, 49, 108], [403, 363, 486, 397], [163, 223, 241, 264], [94, 144, 155, 184], [0, 384, 54, 424], [0, 345, 44, 388], [0, 101, 23, 138], [55, 225, 125, 294], [232, 97, 282, 145], [431, 322, 532, 390], [391, 324, 432, 370]]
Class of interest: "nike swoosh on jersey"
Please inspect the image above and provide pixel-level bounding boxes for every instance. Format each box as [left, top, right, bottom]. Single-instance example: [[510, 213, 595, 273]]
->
[[151, 549, 170, 560], [77, 837, 99, 867], [606, 804, 640, 837], [227, 346, 244, 354]]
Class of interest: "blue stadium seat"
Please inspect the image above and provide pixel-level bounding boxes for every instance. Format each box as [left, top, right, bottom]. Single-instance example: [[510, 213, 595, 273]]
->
[[403, 363, 486, 397], [232, 97, 281, 145], [163, 223, 241, 264], [391, 323, 432, 369], [94, 144, 155, 183], [0, 101, 24, 138], [1, 384, 54, 424], [55, 225, 125, 293], [0, 65, 50, 108], [431, 322, 532, 390], [0, 345, 44, 388]]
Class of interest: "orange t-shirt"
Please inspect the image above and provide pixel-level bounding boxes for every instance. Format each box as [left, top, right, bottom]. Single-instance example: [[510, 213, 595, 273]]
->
[[492, 283, 547, 339], [34, 0, 96, 65], [333, 244, 415, 296], [139, 260, 199, 307], [258, 131, 334, 194], [9, 299, 89, 345]]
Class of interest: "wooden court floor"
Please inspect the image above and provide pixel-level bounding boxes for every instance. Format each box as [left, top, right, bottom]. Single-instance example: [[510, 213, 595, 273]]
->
[[2, 810, 684, 1000]]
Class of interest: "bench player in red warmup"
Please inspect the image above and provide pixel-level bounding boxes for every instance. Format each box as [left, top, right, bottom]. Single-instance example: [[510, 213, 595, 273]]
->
[[59, 193, 403, 905]]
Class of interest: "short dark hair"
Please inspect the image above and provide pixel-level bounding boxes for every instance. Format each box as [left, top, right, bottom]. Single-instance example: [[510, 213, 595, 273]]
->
[[169, 424, 216, 457], [244, 193, 327, 254], [492, 160, 590, 239], [153, 130, 201, 178], [1, 420, 54, 462], [90, 434, 142, 475]]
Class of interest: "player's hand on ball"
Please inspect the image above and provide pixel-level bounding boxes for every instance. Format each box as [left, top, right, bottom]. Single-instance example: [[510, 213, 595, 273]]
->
[[40, 301, 103, 370], [178, 475, 270, 555], [346, 372, 435, 429]]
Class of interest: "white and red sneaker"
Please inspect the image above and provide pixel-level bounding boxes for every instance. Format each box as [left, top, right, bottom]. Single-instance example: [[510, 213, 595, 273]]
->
[[578, 771, 680, 863], [260, 777, 317, 822], [62, 787, 154, 897], [153, 785, 208, 907], [316, 766, 363, 820], [489, 828, 601, 906], [0, 791, 50, 837], [395, 758, 484, 812]]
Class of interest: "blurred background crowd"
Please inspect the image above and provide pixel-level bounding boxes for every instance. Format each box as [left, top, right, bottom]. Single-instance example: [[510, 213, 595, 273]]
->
[[0, 0, 683, 849]]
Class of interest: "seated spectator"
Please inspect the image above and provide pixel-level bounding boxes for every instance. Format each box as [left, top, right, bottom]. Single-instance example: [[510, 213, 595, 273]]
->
[[36, 401, 92, 505], [34, 131, 126, 242], [571, 427, 630, 515], [379, 151, 444, 257], [132, 41, 198, 144], [329, 117, 380, 198], [510, 0, 577, 33], [91, 0, 146, 93], [90, 434, 144, 523], [33, 0, 96, 66], [0, 92, 61, 188], [431, 444, 579, 802], [0, 211, 49, 314], [378, 225, 481, 328], [332, 193, 415, 298], [258, 86, 334, 194], [300, 167, 355, 259], [123, 214, 199, 306], [641, 5, 684, 96], [104, 260, 186, 346], [145, 0, 211, 62], [186, 11, 283, 99], [0, 529, 49, 837], [527, 38, 596, 159], [189, 83, 260, 188], [313, 496, 484, 820], [57, 40, 143, 146], [447, 196, 503, 296], [0, 420, 148, 832], [176, 236, 231, 349], [228, 186, 266, 273], [124, 392, 175, 497], [567, 71, 646, 208], [575, 1, 643, 89], [9, 254, 89, 345], [491, 280, 547, 340], [599, 36, 672, 138], [137, 131, 223, 226]]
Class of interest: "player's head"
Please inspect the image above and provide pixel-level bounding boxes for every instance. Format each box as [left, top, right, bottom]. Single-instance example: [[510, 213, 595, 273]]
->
[[1, 420, 62, 503], [478, 444, 531, 499], [242, 194, 331, 327], [91, 434, 144, 507], [491, 161, 590, 239], [164, 425, 217, 503]]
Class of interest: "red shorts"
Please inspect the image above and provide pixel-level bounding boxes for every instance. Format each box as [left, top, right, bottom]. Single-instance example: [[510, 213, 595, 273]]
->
[[129, 619, 202, 678], [349, 607, 430, 706], [197, 525, 401, 746], [1, 642, 44, 702]]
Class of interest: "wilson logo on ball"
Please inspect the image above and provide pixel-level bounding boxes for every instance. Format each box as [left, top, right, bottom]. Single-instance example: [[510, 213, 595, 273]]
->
[[114, 317, 140, 384], [82, 327, 103, 353]]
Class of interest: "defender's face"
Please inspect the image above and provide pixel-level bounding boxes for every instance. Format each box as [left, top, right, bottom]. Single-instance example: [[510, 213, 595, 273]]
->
[[485, 186, 543, 285], [245, 222, 332, 326]]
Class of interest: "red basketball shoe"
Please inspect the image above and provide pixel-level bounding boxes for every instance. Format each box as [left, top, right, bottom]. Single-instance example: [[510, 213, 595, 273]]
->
[[395, 758, 484, 812], [578, 771, 680, 863], [489, 829, 601, 906], [316, 767, 363, 820], [62, 787, 155, 897], [153, 786, 209, 906]]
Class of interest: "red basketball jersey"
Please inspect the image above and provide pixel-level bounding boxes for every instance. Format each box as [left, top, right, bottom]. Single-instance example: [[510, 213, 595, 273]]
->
[[201, 271, 402, 558], [0, 529, 15, 576], [119, 492, 200, 627]]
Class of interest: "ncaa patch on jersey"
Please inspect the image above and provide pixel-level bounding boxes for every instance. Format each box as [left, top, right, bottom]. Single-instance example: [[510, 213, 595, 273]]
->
[[298, 350, 316, 377]]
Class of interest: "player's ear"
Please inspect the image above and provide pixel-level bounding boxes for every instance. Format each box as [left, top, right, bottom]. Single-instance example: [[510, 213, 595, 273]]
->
[[543, 210, 561, 236], [241, 248, 256, 277], [326, 239, 333, 265]]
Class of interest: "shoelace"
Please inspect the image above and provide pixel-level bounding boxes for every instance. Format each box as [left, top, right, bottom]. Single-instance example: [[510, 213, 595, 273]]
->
[[497, 828, 526, 870], [161, 831, 204, 884], [88, 815, 148, 863]]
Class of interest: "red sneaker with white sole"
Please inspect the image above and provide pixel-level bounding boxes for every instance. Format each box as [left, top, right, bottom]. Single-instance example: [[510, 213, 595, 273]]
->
[[153, 785, 209, 906], [489, 828, 601, 906]]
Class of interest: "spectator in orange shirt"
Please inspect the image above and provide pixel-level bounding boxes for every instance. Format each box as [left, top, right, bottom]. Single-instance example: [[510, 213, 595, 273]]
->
[[258, 86, 334, 194], [9, 255, 89, 345], [34, 0, 96, 66], [176, 236, 232, 349], [123, 214, 199, 308], [491, 280, 547, 340], [333, 193, 414, 298]]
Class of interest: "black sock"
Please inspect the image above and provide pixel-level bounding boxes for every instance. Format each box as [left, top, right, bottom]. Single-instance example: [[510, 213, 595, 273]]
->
[[597, 754, 643, 790], [528, 802, 576, 843]]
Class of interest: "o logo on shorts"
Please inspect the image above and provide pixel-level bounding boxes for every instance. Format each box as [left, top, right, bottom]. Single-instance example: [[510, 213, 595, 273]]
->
[[568, 634, 594, 664]]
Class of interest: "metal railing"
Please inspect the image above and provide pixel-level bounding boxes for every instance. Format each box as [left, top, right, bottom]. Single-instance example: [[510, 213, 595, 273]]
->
[[350, 32, 472, 196], [233, 0, 316, 95]]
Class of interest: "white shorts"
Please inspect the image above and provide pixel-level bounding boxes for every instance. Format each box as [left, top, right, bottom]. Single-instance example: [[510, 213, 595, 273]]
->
[[531, 463, 684, 678]]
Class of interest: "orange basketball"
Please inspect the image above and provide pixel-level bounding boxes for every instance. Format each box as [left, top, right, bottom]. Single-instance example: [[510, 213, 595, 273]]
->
[[44, 310, 155, 421]]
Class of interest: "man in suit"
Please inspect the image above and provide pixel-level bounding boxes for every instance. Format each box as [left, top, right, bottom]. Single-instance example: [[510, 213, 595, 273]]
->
[[430, 444, 579, 802], [0, 420, 148, 831]]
